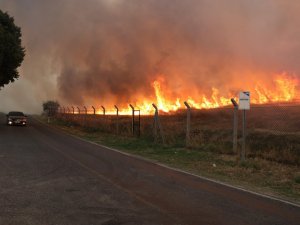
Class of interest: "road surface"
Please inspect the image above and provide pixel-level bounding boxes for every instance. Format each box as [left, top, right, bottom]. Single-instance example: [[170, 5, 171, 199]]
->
[[0, 116, 299, 225]]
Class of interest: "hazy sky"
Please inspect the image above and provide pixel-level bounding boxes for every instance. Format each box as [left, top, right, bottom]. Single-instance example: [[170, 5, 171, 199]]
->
[[0, 0, 300, 113]]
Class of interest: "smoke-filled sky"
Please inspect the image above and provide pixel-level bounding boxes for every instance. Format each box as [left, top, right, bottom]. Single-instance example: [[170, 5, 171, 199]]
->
[[0, 0, 300, 113]]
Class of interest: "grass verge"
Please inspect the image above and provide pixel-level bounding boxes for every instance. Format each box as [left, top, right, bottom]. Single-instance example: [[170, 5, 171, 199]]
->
[[38, 116, 300, 205]]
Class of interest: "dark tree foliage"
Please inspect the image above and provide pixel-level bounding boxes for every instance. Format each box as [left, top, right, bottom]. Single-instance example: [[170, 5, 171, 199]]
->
[[43, 100, 60, 116], [0, 10, 25, 88]]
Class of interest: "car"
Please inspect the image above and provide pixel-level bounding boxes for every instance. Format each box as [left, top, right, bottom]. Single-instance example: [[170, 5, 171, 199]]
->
[[6, 111, 27, 126]]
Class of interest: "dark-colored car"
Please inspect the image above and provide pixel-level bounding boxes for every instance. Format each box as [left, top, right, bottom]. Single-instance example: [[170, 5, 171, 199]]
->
[[6, 111, 27, 126]]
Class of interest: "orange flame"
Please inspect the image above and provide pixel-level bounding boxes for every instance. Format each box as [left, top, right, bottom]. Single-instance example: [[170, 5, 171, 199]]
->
[[92, 72, 298, 115], [252, 74, 298, 104], [152, 80, 181, 112]]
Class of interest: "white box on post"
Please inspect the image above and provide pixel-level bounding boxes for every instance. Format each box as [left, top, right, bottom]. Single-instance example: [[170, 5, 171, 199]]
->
[[239, 91, 250, 110]]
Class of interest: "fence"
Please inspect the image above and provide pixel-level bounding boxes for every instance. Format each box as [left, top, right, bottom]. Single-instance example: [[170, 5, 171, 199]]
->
[[54, 103, 300, 165]]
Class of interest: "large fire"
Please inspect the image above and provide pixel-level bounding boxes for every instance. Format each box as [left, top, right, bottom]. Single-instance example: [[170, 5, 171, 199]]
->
[[91, 72, 298, 115], [253, 75, 298, 104]]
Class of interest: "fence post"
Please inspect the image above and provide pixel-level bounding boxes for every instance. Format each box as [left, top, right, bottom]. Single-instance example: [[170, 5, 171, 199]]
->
[[83, 106, 88, 126], [129, 104, 135, 135], [137, 109, 141, 137], [152, 104, 158, 142], [242, 110, 246, 162], [231, 98, 239, 160], [71, 106, 75, 114], [101, 106, 106, 116], [76, 107, 82, 125], [152, 104, 165, 144], [66, 107, 70, 121], [114, 105, 119, 134], [62, 107, 65, 119], [184, 101, 191, 147], [92, 106, 96, 115]]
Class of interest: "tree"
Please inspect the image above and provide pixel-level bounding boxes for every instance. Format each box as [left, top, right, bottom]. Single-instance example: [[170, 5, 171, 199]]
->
[[43, 100, 60, 116], [0, 10, 25, 88]]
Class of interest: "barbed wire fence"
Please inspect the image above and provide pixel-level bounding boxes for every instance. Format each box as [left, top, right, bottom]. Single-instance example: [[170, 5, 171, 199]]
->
[[53, 102, 300, 165]]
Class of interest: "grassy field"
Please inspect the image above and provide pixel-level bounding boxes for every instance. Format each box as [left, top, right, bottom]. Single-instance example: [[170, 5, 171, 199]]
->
[[38, 107, 300, 204], [57, 105, 300, 164]]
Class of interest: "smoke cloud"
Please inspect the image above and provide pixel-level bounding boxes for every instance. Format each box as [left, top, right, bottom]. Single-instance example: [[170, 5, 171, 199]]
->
[[0, 0, 300, 112]]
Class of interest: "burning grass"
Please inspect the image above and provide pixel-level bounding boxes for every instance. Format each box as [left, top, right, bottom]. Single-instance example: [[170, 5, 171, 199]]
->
[[63, 73, 299, 116]]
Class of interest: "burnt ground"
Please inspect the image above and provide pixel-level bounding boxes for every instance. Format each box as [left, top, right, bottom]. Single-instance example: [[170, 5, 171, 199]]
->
[[0, 115, 299, 225]]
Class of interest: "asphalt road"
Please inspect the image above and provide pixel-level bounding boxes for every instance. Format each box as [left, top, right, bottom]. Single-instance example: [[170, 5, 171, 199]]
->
[[0, 116, 299, 225]]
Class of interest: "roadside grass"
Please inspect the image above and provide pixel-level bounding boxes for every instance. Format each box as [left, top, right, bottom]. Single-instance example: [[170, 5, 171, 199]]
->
[[38, 116, 300, 204]]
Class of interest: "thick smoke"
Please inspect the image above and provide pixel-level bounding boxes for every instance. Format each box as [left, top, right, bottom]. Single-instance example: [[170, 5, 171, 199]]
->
[[0, 0, 300, 112]]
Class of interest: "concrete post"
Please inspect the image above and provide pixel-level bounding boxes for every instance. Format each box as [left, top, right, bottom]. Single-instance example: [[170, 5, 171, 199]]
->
[[152, 104, 158, 143], [101, 106, 106, 116], [184, 101, 191, 147], [83, 106, 88, 126], [242, 110, 246, 162], [231, 98, 239, 160], [92, 106, 96, 115], [152, 103, 165, 144], [114, 105, 119, 134], [129, 104, 135, 135]]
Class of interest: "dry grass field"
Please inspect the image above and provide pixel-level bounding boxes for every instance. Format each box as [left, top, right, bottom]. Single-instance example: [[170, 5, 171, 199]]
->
[[58, 104, 300, 165]]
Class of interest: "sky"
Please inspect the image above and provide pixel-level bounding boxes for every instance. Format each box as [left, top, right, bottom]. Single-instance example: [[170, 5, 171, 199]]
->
[[0, 0, 300, 113]]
